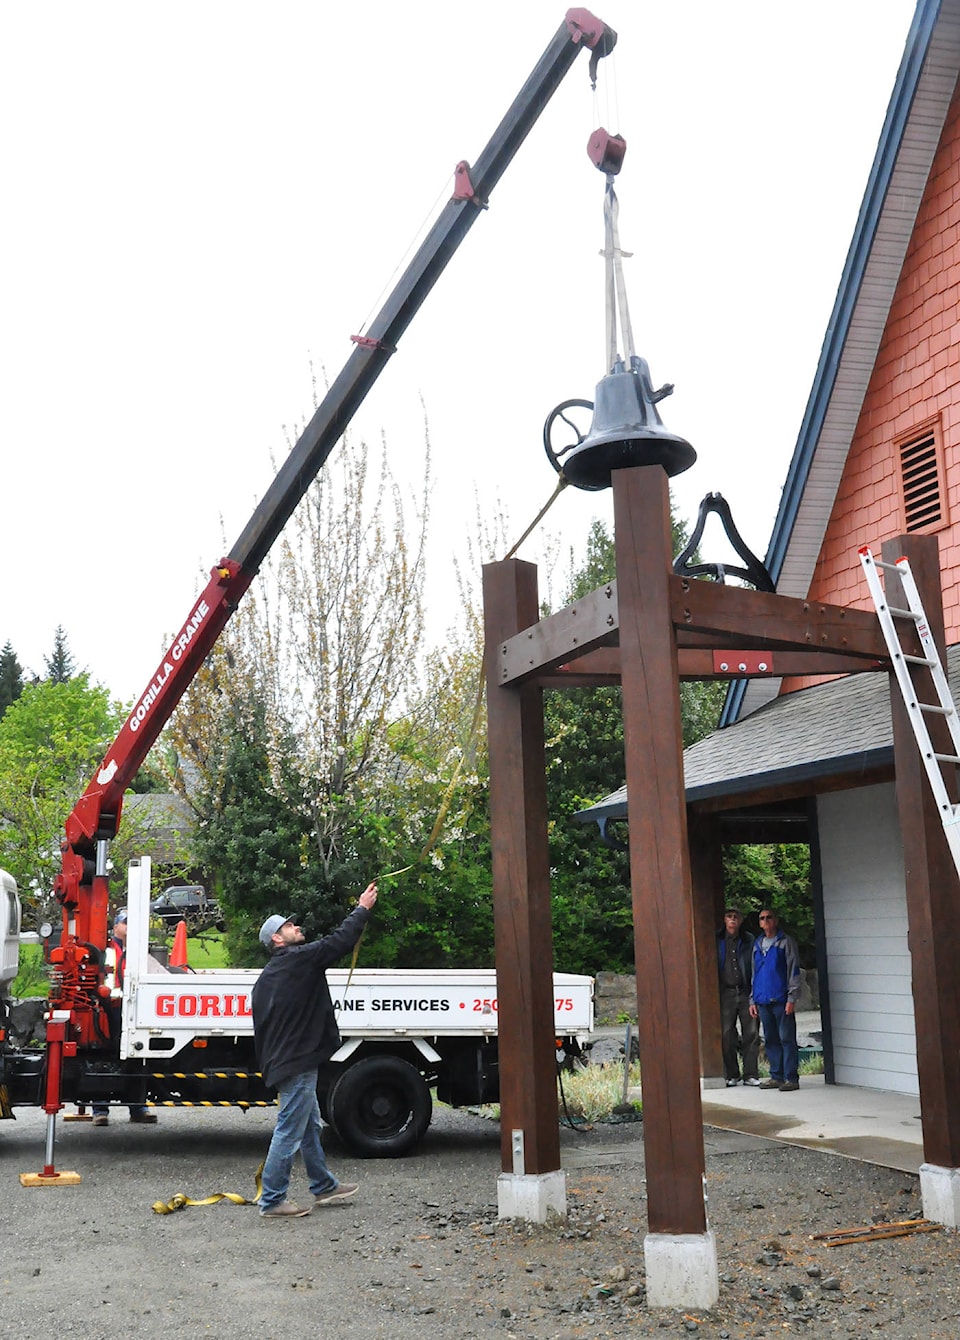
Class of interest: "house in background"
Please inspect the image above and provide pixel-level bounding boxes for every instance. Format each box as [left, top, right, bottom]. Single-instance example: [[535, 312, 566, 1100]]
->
[[580, 0, 960, 1102]]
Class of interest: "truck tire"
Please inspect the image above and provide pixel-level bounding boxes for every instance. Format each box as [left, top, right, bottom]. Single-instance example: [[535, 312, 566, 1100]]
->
[[327, 1056, 431, 1157]]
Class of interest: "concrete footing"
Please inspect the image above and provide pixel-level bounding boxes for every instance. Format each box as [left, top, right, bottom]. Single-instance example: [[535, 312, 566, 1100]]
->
[[497, 1169, 566, 1222], [920, 1162, 960, 1228], [701, 1075, 727, 1091], [644, 1230, 719, 1308]]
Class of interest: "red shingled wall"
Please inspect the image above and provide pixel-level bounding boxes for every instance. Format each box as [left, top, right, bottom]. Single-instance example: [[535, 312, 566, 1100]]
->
[[782, 75, 960, 692]]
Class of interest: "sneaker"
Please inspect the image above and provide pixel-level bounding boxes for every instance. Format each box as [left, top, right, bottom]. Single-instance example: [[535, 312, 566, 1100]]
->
[[314, 1182, 359, 1206], [778, 1081, 800, 1092], [260, 1200, 311, 1218], [725, 1078, 740, 1087], [129, 1111, 158, 1124], [743, 1077, 762, 1087], [758, 1078, 781, 1089], [92, 1114, 109, 1127]]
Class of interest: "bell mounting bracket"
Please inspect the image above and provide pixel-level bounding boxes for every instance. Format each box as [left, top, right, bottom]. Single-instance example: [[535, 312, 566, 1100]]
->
[[673, 492, 775, 592]]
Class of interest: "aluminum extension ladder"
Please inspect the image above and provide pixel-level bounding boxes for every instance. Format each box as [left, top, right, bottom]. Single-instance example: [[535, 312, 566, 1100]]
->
[[858, 546, 960, 874]]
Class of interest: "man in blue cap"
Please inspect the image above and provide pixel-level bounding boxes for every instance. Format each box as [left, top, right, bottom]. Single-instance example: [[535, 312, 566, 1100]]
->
[[252, 882, 378, 1218]]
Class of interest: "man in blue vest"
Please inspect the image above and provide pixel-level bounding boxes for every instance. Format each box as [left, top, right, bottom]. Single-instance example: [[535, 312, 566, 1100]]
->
[[749, 907, 802, 1092]]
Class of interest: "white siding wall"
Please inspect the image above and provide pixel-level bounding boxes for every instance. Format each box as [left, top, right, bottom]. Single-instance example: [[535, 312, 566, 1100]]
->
[[816, 783, 918, 1095]]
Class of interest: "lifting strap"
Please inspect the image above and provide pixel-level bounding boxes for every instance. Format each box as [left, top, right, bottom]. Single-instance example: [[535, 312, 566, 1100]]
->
[[602, 177, 634, 372], [152, 1161, 264, 1214], [859, 546, 960, 879]]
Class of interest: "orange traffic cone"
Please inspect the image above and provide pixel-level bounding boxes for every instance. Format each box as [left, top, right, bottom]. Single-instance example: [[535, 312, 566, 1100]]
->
[[170, 919, 189, 969]]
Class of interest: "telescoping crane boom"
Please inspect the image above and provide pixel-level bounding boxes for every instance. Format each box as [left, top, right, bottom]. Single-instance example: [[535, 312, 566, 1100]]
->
[[47, 10, 617, 1051]]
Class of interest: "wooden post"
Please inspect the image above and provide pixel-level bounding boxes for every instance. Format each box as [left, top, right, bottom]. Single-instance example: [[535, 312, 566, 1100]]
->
[[482, 559, 562, 1194], [689, 811, 725, 1081], [883, 534, 960, 1170], [613, 465, 707, 1236]]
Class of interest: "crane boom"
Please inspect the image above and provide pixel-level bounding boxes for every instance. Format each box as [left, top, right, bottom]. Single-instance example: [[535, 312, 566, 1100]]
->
[[50, 9, 616, 1044]]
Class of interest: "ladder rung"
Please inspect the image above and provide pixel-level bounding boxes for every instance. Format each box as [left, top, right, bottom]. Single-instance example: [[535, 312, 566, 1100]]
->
[[860, 546, 960, 887]]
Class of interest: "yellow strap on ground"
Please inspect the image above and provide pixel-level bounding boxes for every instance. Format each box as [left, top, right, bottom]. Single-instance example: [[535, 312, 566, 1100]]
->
[[152, 1162, 264, 1214]]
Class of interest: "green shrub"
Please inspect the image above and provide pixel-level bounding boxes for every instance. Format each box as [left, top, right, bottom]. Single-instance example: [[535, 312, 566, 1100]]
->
[[11, 943, 48, 998]]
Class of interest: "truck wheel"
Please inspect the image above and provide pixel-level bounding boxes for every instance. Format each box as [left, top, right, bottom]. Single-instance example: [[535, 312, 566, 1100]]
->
[[327, 1056, 431, 1157]]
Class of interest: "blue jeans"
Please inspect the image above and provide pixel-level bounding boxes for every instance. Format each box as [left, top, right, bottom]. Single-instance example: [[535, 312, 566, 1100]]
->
[[757, 1001, 799, 1084], [260, 1069, 338, 1211]]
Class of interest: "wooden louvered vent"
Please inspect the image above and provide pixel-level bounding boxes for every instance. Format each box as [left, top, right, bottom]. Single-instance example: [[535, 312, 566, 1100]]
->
[[899, 427, 943, 532]]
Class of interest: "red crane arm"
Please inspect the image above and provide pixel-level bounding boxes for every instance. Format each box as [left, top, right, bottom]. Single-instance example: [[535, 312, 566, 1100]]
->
[[50, 8, 617, 1043]]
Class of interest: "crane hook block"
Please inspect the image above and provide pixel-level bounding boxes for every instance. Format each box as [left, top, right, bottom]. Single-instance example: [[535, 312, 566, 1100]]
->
[[587, 128, 626, 175]]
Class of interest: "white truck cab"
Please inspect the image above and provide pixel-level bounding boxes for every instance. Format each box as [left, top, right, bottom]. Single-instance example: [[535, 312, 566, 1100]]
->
[[1, 869, 20, 990]]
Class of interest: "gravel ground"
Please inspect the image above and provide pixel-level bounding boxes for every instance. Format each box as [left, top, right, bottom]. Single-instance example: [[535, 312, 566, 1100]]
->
[[2, 1100, 958, 1339]]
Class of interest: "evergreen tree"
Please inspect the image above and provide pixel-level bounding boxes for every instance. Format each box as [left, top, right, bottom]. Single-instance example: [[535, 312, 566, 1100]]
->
[[189, 689, 338, 966], [542, 512, 726, 974], [44, 626, 77, 683], [723, 842, 813, 963], [0, 641, 24, 720]]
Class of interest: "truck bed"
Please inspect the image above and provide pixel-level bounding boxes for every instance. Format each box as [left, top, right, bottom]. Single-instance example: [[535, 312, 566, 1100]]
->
[[126, 966, 594, 1059]]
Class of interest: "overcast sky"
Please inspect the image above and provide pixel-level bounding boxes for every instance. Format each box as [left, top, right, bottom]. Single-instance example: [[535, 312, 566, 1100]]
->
[[1, 1, 917, 704]]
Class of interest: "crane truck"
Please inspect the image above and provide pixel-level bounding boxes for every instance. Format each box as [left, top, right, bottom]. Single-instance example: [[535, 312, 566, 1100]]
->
[[0, 11, 615, 1168], [1, 860, 593, 1156]]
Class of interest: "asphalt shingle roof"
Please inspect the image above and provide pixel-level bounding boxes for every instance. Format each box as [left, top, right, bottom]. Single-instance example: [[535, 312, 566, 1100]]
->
[[578, 645, 960, 822]]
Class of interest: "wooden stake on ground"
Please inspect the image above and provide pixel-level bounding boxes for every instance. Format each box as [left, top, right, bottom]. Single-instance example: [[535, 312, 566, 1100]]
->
[[812, 1219, 940, 1245]]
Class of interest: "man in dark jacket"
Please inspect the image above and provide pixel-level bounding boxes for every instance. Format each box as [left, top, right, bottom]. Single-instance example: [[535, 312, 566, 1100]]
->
[[717, 907, 760, 1087], [252, 882, 377, 1219]]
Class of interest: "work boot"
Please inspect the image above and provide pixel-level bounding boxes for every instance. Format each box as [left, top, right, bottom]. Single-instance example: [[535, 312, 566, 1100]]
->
[[129, 1111, 158, 1123], [758, 1078, 780, 1089], [778, 1081, 800, 1092], [92, 1114, 109, 1127]]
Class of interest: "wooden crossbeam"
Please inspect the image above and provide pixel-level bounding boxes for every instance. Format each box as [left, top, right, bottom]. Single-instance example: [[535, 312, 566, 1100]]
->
[[671, 576, 893, 660], [495, 576, 892, 688]]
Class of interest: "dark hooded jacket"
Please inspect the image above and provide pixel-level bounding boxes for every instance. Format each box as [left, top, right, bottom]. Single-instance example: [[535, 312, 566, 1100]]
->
[[251, 905, 370, 1090]]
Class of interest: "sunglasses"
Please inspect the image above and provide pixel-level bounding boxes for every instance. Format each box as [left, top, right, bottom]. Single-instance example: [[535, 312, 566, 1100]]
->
[[759, 914, 775, 921]]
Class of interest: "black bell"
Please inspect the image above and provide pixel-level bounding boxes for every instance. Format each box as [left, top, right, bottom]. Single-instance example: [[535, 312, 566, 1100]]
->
[[560, 355, 696, 491]]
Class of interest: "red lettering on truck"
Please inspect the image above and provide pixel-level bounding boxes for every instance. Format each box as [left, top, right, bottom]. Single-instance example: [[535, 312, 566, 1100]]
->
[[154, 993, 252, 1020]]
